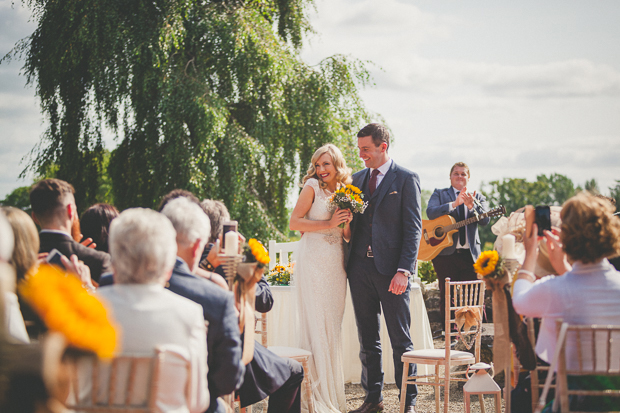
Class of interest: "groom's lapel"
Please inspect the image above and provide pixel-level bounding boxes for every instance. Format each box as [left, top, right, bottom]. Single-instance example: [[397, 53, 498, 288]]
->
[[355, 169, 371, 197], [374, 161, 397, 209]]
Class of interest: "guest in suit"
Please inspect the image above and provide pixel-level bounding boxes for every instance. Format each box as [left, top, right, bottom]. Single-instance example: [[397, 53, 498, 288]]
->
[[29, 179, 112, 282], [97, 208, 209, 413], [160, 197, 245, 413], [426, 162, 490, 327], [347, 123, 422, 413], [199, 198, 305, 413]]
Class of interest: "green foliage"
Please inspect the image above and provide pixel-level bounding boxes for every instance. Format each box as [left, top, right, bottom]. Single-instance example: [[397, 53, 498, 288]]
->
[[420, 189, 431, 220], [479, 173, 577, 247], [584, 178, 600, 195], [0, 186, 31, 211], [610, 180, 620, 209], [417, 260, 437, 284], [8, 0, 372, 242]]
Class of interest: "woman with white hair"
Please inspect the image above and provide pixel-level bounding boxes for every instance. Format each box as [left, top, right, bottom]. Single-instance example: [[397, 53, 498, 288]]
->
[[97, 208, 209, 413]]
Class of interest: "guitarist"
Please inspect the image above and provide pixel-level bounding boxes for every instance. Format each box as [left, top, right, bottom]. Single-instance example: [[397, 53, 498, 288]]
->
[[426, 162, 490, 334]]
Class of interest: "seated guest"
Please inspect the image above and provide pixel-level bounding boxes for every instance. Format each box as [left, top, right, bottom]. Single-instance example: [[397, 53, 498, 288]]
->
[[2, 207, 40, 339], [513, 192, 620, 411], [96, 208, 209, 413], [0, 211, 29, 343], [29, 179, 111, 282], [158, 191, 229, 289], [199, 199, 305, 413], [160, 197, 245, 413], [80, 203, 119, 253]]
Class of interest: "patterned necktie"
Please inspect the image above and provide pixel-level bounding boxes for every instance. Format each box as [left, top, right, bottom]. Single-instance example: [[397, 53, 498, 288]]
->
[[369, 169, 380, 196], [457, 192, 466, 246]]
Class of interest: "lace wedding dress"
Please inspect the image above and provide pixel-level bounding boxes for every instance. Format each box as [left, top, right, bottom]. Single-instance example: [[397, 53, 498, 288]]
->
[[294, 178, 347, 413]]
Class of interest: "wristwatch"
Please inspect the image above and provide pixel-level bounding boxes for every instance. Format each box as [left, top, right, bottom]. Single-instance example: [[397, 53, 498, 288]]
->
[[398, 269, 411, 278]]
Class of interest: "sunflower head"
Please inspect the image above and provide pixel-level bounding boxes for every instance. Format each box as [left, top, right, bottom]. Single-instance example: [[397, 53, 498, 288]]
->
[[473, 250, 500, 277]]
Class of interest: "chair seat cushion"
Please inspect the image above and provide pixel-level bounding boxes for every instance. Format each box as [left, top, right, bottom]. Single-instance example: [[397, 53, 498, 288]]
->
[[268, 346, 312, 358], [403, 349, 475, 360]]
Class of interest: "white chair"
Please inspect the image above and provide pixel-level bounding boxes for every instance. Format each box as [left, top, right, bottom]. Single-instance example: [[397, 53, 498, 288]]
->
[[65, 346, 192, 412], [268, 240, 300, 270], [399, 278, 485, 413], [535, 319, 620, 413]]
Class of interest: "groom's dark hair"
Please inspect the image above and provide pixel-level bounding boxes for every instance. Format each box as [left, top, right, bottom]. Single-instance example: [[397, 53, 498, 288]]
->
[[357, 123, 390, 150]]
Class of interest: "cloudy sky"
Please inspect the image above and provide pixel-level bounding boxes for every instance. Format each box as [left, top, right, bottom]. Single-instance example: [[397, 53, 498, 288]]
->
[[1, 0, 620, 199]]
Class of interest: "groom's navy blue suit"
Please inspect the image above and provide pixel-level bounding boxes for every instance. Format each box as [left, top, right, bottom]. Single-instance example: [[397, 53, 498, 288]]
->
[[346, 160, 422, 407]]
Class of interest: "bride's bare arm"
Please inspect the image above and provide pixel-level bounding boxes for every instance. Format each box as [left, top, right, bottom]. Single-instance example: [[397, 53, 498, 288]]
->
[[290, 186, 349, 232]]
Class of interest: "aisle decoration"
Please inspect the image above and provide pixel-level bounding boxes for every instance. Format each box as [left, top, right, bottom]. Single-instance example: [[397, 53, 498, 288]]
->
[[267, 263, 293, 286], [18, 263, 117, 359], [474, 249, 513, 380], [328, 184, 367, 228], [235, 238, 270, 364]]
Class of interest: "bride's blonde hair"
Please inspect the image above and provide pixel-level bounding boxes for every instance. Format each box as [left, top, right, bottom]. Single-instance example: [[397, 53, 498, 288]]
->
[[301, 144, 352, 189]]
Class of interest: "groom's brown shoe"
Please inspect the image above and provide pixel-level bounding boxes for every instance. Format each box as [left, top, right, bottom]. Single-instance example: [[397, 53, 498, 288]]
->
[[350, 401, 384, 413]]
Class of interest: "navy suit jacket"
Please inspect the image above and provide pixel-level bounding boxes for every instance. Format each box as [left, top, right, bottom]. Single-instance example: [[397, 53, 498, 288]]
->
[[39, 231, 112, 282], [347, 160, 422, 276], [426, 187, 490, 261], [168, 259, 245, 413]]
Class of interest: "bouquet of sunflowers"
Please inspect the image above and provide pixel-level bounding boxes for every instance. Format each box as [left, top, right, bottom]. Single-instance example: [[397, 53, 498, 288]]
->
[[473, 250, 507, 281], [328, 184, 368, 228], [267, 263, 293, 286]]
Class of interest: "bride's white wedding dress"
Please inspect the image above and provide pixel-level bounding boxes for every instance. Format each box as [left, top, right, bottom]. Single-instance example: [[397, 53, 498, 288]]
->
[[294, 178, 347, 413]]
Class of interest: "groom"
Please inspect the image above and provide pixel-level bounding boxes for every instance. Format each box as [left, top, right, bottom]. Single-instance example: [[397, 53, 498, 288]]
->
[[347, 123, 422, 413]]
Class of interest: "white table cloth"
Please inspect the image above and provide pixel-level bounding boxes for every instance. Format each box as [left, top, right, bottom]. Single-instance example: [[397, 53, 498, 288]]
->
[[265, 281, 434, 384]]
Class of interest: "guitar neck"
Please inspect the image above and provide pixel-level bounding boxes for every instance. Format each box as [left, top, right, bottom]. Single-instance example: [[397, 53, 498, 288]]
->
[[445, 209, 494, 232]]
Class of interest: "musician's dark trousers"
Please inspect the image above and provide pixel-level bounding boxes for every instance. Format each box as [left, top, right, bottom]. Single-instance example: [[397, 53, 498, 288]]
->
[[432, 250, 477, 329]]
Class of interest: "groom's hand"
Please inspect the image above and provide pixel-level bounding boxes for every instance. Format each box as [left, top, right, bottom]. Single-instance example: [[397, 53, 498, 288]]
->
[[389, 272, 409, 295]]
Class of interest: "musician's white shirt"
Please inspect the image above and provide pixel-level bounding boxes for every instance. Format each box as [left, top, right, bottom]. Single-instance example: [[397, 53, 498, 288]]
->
[[449, 186, 470, 250]]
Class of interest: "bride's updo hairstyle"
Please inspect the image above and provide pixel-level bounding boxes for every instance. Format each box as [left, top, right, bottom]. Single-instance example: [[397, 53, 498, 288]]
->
[[302, 144, 352, 189]]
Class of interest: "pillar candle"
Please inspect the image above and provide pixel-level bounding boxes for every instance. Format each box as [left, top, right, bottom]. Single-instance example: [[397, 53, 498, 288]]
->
[[224, 231, 238, 255], [502, 234, 517, 259]]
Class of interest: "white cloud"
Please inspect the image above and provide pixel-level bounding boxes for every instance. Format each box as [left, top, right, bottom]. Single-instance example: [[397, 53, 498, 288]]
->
[[374, 57, 620, 98]]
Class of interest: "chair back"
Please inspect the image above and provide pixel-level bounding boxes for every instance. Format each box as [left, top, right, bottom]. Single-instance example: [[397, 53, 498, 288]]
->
[[557, 320, 620, 412], [445, 278, 485, 361], [255, 312, 269, 347], [535, 319, 620, 413], [268, 240, 300, 270], [65, 346, 192, 412]]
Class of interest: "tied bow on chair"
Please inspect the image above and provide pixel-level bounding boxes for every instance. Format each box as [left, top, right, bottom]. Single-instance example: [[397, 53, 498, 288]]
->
[[455, 307, 482, 350]]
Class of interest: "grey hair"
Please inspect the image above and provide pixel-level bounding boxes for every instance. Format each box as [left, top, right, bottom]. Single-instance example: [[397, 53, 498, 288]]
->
[[0, 212, 14, 262], [200, 199, 230, 244], [161, 197, 211, 247], [109, 208, 177, 284]]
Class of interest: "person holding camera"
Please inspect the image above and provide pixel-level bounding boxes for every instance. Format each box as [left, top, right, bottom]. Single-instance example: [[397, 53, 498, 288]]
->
[[426, 162, 490, 330], [512, 193, 620, 411]]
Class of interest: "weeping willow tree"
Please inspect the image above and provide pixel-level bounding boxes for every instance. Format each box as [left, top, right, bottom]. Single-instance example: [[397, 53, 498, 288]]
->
[[6, 0, 372, 240]]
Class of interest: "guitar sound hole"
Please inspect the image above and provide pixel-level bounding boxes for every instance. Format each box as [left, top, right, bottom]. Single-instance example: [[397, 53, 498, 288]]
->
[[434, 227, 444, 238]]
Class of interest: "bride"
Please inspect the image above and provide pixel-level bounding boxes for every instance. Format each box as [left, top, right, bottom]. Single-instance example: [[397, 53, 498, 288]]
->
[[290, 144, 352, 413]]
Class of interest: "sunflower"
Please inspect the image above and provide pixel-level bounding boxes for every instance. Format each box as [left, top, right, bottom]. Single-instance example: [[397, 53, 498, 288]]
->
[[248, 238, 270, 266], [474, 250, 500, 277], [19, 264, 117, 358]]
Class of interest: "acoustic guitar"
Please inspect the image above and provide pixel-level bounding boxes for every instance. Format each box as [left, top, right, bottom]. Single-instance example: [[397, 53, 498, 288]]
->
[[418, 206, 506, 261]]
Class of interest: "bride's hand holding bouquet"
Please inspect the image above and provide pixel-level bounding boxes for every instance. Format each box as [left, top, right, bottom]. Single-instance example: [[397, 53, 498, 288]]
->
[[329, 184, 367, 229]]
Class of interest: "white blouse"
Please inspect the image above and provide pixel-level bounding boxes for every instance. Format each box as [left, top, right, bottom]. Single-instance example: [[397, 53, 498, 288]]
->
[[513, 259, 620, 370]]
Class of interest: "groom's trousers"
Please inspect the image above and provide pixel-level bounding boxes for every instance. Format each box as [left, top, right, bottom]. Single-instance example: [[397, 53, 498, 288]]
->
[[347, 254, 418, 407]]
